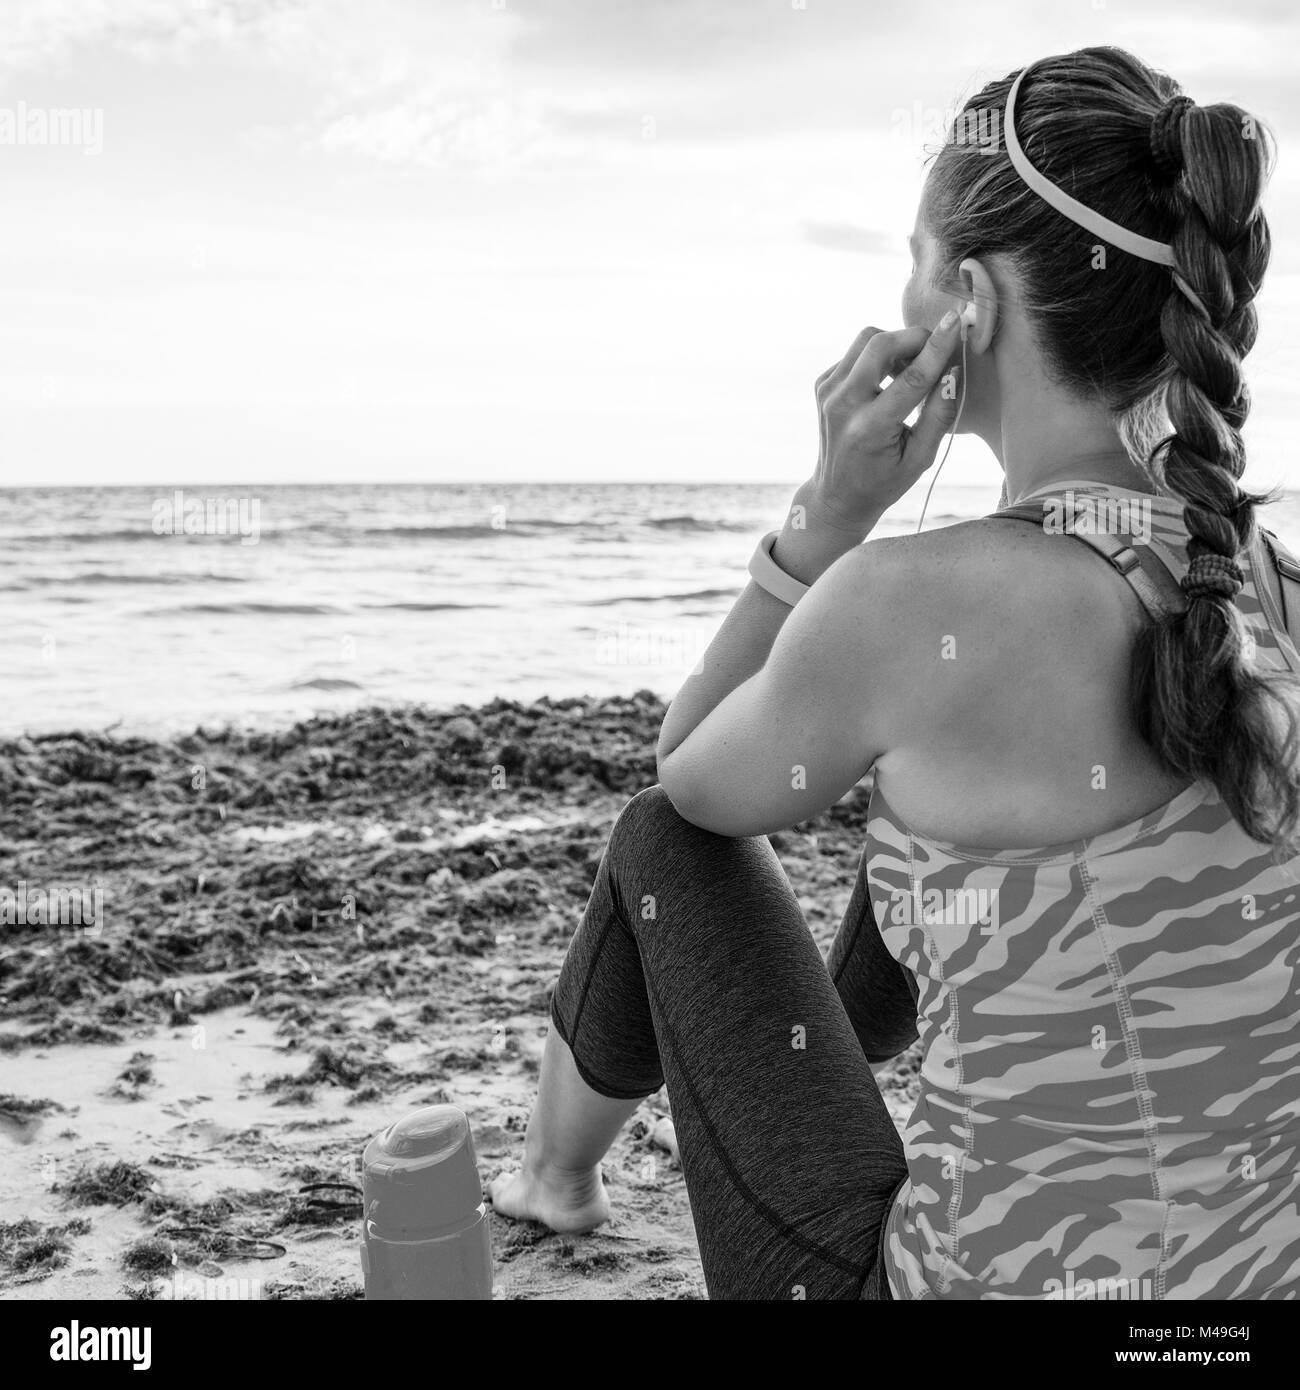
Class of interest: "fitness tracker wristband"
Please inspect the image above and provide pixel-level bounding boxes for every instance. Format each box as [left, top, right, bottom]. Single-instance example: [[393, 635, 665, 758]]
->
[[747, 530, 811, 607]]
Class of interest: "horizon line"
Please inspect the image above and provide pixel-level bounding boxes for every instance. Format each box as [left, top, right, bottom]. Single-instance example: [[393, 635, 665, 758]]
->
[[0, 477, 1009, 491]]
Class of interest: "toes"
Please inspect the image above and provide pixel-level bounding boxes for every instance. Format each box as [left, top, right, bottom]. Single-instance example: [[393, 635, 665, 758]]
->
[[485, 1171, 516, 1204], [650, 1118, 679, 1165]]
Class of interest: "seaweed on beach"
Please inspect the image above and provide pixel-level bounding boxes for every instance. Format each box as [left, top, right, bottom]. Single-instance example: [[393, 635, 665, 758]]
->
[[0, 1093, 64, 1119], [122, 1280, 163, 1300], [122, 1236, 176, 1275], [0, 1017, 125, 1052], [111, 1050, 156, 1097], [0, 1216, 91, 1279], [0, 695, 673, 1053], [129, 1185, 301, 1266], [60, 1160, 157, 1207], [0, 692, 665, 836], [263, 1274, 364, 1300], [265, 1043, 395, 1094], [140, 1190, 248, 1225]]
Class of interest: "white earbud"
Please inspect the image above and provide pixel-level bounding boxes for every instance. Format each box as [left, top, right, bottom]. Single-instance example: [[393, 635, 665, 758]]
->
[[957, 256, 981, 338]]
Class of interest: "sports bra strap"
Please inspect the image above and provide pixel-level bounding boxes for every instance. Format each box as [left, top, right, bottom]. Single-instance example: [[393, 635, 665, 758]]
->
[[990, 501, 1186, 624], [1257, 528, 1300, 674], [991, 500, 1300, 674], [1260, 529, 1300, 626]]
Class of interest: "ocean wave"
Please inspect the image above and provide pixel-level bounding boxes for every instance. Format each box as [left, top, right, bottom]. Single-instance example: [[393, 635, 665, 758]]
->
[[141, 602, 345, 616], [351, 524, 506, 540], [348, 519, 589, 539], [14, 570, 248, 588], [4, 527, 153, 543], [582, 587, 739, 606], [359, 601, 499, 612], [644, 515, 751, 532], [288, 678, 364, 692], [3, 517, 596, 546]]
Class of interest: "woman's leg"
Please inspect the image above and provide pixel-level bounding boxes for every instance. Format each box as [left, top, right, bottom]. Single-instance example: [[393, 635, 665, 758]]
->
[[486, 1025, 635, 1233], [826, 842, 921, 1064], [491, 785, 909, 1300]]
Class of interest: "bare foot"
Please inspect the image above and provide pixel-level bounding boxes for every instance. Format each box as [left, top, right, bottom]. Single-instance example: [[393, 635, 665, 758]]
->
[[487, 1162, 611, 1234], [650, 1117, 679, 1165]]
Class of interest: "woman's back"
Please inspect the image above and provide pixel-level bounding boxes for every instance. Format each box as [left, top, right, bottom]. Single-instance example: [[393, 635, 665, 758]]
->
[[869, 483, 1300, 1299], [871, 482, 1204, 849]]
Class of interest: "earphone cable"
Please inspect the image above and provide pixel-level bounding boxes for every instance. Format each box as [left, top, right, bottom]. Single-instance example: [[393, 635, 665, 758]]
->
[[915, 331, 969, 534]]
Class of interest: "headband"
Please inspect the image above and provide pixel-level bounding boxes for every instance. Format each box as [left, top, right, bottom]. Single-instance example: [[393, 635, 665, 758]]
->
[[1002, 64, 1209, 319]]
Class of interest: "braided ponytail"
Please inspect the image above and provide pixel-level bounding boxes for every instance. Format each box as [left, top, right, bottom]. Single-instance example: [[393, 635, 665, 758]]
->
[[1129, 99, 1300, 854], [924, 47, 1300, 856]]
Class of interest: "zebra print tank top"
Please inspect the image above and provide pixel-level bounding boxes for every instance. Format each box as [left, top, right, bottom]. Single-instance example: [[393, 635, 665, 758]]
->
[[870, 484, 1300, 1300]]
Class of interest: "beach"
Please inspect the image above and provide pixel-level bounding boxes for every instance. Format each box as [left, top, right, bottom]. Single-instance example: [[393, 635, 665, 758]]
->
[[0, 693, 918, 1301], [13, 479, 1295, 1301]]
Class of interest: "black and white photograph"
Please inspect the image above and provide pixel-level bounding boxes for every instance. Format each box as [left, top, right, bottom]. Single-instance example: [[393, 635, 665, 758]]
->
[[1, 0, 1297, 1350]]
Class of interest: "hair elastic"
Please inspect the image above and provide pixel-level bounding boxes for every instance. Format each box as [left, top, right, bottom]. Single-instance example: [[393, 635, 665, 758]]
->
[[1182, 552, 1244, 601], [1003, 64, 1209, 320]]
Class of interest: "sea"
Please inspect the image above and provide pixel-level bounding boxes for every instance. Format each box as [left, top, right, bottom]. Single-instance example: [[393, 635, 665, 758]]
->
[[4, 482, 1298, 738]]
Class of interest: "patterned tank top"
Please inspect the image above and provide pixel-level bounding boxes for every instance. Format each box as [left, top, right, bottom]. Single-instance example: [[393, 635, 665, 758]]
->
[[872, 484, 1300, 1300]]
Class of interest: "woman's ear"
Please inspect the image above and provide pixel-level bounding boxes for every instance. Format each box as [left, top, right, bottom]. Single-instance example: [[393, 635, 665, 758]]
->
[[957, 256, 997, 352]]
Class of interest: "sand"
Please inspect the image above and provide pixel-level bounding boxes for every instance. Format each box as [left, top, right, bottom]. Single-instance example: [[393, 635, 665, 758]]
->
[[0, 694, 917, 1301]]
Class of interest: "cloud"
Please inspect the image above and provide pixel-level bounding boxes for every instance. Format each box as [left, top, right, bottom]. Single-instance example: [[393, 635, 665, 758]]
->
[[0, 0, 307, 77], [312, 94, 547, 170]]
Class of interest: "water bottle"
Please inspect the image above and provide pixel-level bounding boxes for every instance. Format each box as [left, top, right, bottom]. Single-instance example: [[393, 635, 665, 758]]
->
[[360, 1105, 493, 1300]]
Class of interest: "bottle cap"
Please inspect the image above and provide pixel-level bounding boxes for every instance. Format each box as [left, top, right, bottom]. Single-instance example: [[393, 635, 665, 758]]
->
[[362, 1105, 484, 1238]]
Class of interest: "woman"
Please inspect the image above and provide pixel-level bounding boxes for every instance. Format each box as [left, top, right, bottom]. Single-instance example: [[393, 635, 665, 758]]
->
[[490, 46, 1300, 1299]]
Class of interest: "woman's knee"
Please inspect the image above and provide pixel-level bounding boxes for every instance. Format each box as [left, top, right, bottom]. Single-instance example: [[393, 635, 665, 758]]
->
[[604, 784, 770, 921], [607, 783, 703, 860]]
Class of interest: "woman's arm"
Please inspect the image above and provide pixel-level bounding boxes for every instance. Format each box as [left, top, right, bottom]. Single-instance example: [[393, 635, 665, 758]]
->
[[653, 540, 906, 835], [657, 312, 964, 832], [654, 482, 880, 765]]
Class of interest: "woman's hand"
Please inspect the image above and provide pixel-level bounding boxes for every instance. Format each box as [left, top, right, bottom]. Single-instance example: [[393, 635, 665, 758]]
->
[[803, 312, 964, 538]]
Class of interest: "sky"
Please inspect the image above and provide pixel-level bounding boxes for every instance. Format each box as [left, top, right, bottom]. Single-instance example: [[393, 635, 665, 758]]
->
[[1, 0, 1298, 492]]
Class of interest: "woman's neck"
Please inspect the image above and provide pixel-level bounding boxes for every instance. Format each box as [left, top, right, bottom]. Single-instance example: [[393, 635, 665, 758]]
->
[[1002, 451, 1157, 504], [983, 388, 1157, 503]]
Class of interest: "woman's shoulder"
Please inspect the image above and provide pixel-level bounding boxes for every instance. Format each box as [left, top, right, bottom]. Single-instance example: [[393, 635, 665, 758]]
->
[[815, 514, 1145, 731], [839, 514, 1138, 632]]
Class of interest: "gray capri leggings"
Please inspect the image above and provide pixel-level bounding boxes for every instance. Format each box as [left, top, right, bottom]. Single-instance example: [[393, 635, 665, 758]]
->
[[550, 784, 919, 1300]]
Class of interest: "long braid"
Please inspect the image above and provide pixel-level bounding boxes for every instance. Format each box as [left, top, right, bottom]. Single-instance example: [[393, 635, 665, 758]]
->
[[926, 46, 1300, 854], [1133, 101, 1300, 852]]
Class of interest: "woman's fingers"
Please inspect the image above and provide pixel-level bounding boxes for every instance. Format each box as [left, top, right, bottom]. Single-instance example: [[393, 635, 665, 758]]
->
[[817, 325, 884, 397], [871, 313, 963, 422], [816, 326, 885, 466], [839, 326, 930, 398], [837, 324, 885, 371], [901, 363, 963, 473], [810, 317, 965, 507]]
